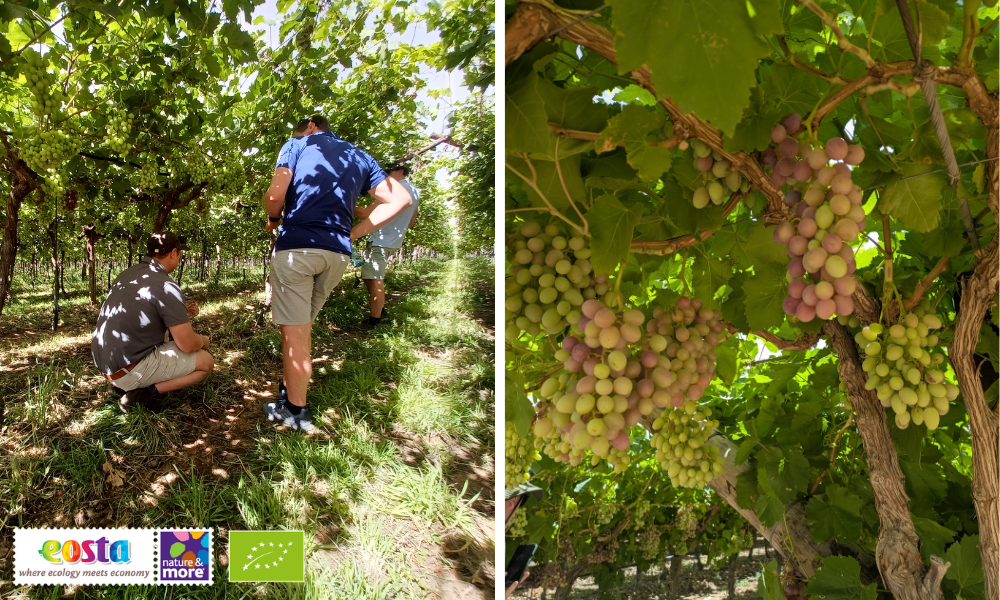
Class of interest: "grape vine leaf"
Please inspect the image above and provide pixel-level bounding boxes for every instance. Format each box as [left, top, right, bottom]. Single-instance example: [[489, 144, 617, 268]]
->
[[923, 219, 967, 258], [761, 446, 811, 504], [614, 84, 657, 106], [757, 559, 783, 600], [878, 164, 944, 233], [763, 64, 821, 118], [732, 221, 789, 271], [715, 339, 739, 385], [538, 80, 609, 156], [805, 485, 864, 543], [693, 256, 731, 308], [505, 371, 535, 437], [736, 469, 759, 508], [804, 556, 878, 600], [735, 437, 757, 465], [506, 71, 550, 155], [506, 155, 587, 212], [765, 364, 800, 396], [742, 263, 788, 332], [722, 272, 750, 332], [584, 194, 643, 274], [755, 490, 785, 527], [595, 105, 672, 182], [944, 535, 985, 600], [608, 0, 781, 136], [900, 459, 948, 505], [912, 516, 957, 560], [723, 86, 784, 153]]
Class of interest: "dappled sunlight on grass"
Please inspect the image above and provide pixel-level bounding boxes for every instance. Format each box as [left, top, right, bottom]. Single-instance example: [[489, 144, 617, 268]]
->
[[0, 258, 495, 598]]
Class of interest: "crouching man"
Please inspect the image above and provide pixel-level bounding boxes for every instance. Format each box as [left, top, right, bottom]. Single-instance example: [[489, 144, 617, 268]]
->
[[91, 232, 215, 412]]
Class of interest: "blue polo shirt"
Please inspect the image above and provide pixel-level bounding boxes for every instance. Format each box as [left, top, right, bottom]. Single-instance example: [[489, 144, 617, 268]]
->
[[274, 131, 387, 256]]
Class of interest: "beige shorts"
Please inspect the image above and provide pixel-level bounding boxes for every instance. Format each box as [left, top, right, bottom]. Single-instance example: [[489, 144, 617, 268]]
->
[[361, 245, 398, 280], [113, 341, 197, 392], [270, 248, 348, 325]]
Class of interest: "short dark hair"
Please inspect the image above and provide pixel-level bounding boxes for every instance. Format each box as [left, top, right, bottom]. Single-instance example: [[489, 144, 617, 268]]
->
[[294, 114, 331, 134], [388, 164, 410, 177]]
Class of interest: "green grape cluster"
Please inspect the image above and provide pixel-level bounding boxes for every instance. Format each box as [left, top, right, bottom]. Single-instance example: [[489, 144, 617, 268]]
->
[[506, 506, 528, 537], [688, 139, 749, 208], [505, 221, 605, 341], [140, 156, 158, 189], [215, 154, 244, 194], [505, 422, 538, 488], [21, 49, 64, 118], [106, 112, 134, 156], [637, 527, 661, 560], [651, 401, 723, 488], [595, 501, 617, 526], [632, 498, 651, 527], [178, 150, 212, 184], [563, 496, 579, 519], [857, 300, 958, 430], [18, 130, 82, 200]]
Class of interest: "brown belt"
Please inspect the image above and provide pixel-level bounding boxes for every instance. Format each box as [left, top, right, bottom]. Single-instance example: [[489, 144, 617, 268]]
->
[[106, 362, 138, 381]]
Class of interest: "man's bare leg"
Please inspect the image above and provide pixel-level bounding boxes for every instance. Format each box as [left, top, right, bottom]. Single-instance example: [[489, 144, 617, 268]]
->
[[279, 323, 311, 407], [153, 350, 215, 392], [363, 278, 385, 317]]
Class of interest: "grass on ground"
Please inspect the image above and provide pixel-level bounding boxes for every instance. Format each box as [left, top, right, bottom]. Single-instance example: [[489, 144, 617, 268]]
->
[[0, 257, 495, 600]]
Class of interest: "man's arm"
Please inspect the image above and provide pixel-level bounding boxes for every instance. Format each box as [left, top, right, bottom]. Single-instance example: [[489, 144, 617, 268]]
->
[[353, 203, 377, 220], [264, 167, 293, 231], [168, 322, 210, 353], [351, 178, 412, 240], [407, 208, 418, 229]]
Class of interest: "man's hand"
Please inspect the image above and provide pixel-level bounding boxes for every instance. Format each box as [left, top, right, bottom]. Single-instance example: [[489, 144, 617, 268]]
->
[[200, 334, 210, 350], [266, 218, 281, 232], [505, 571, 529, 598], [186, 300, 199, 318]]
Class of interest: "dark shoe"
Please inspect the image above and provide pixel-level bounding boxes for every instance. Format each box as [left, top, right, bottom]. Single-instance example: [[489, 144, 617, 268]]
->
[[263, 400, 316, 433], [120, 386, 166, 413]]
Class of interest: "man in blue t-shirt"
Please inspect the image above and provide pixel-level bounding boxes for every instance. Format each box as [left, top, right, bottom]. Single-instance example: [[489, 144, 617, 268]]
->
[[262, 115, 412, 432]]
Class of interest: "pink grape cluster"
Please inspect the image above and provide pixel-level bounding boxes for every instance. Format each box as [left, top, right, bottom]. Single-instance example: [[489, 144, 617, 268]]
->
[[782, 565, 810, 600], [763, 113, 867, 322], [531, 296, 724, 476]]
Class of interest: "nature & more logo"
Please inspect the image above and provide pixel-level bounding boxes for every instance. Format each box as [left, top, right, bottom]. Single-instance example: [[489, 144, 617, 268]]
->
[[157, 530, 213, 584]]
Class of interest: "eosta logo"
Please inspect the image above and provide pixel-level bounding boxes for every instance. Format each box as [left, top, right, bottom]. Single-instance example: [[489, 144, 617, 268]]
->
[[39, 537, 132, 564]]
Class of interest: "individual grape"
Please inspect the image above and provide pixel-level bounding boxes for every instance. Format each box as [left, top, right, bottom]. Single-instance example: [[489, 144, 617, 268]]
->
[[780, 113, 802, 133], [771, 124, 787, 143], [825, 137, 849, 160], [778, 138, 799, 159], [761, 148, 778, 169], [773, 222, 795, 244], [776, 158, 795, 177], [845, 145, 865, 165]]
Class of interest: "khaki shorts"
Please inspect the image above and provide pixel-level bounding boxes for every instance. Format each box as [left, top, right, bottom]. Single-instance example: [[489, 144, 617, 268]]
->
[[361, 245, 398, 280], [270, 248, 348, 325], [113, 341, 197, 392]]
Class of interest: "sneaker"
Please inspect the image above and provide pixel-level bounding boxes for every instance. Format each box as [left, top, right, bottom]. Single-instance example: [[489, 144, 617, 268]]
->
[[263, 400, 316, 433], [120, 386, 166, 413]]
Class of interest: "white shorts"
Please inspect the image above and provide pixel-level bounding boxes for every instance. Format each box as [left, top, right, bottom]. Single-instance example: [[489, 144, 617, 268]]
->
[[361, 245, 398, 280]]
